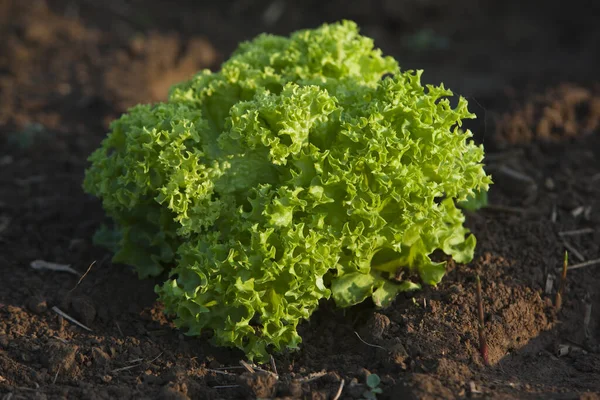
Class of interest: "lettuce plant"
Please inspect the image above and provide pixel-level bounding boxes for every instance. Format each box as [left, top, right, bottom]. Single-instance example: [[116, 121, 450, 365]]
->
[[84, 21, 491, 361]]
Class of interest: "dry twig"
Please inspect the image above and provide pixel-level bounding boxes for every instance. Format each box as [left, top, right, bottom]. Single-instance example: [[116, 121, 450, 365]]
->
[[295, 371, 328, 383], [558, 228, 594, 237], [111, 364, 140, 373], [69, 260, 96, 292], [239, 360, 278, 379], [496, 164, 536, 184], [52, 365, 61, 384], [354, 331, 387, 351], [561, 257, 600, 271], [332, 379, 345, 400], [205, 369, 237, 376], [239, 360, 255, 373], [51, 336, 68, 344], [269, 354, 278, 376], [31, 260, 80, 276], [115, 321, 124, 337], [51, 306, 92, 331], [111, 352, 163, 373], [147, 352, 163, 364]]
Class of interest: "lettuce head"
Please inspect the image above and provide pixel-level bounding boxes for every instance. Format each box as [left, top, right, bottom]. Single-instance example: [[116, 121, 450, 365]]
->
[[83, 20, 491, 361]]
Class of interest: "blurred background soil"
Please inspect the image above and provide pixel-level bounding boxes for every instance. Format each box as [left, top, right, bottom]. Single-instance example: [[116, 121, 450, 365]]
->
[[1, 0, 600, 398]]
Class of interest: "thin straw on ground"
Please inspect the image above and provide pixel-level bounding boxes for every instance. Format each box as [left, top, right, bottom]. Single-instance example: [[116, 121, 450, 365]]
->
[[332, 379, 345, 400], [560, 258, 600, 271], [558, 228, 594, 236], [354, 331, 387, 351], [51, 306, 92, 331], [69, 260, 96, 292], [31, 260, 80, 276]]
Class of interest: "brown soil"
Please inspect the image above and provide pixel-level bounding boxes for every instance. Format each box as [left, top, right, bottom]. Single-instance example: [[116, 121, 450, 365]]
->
[[1, 1, 600, 399], [495, 84, 600, 147]]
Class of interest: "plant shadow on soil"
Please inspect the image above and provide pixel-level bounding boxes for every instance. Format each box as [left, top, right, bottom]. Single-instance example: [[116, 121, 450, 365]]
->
[[1, 0, 600, 399]]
